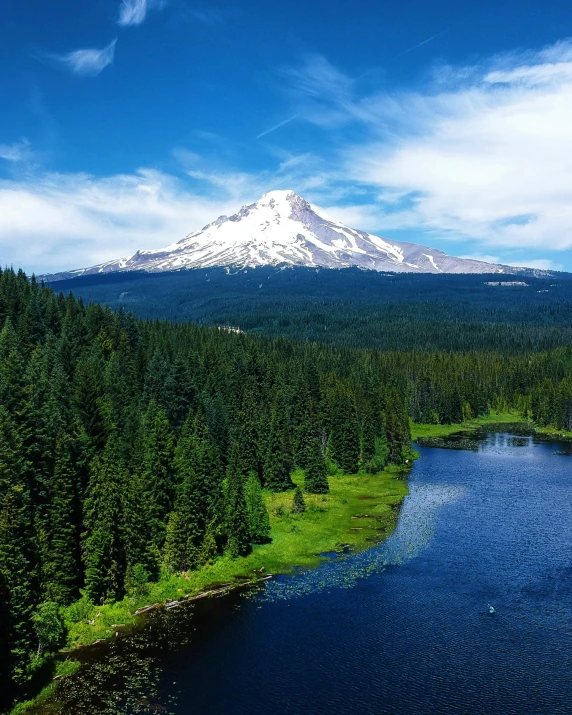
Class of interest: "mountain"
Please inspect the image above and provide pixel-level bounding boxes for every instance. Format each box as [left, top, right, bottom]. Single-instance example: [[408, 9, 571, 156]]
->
[[46, 190, 537, 280]]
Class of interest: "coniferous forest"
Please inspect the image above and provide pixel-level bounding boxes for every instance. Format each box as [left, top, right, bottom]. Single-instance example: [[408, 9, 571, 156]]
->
[[1, 266, 572, 710]]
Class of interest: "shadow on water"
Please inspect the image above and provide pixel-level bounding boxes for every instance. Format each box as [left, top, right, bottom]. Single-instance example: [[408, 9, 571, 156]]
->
[[33, 430, 572, 714]]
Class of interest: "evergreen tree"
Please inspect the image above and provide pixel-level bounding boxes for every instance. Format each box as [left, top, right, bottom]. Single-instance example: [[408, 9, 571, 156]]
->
[[73, 347, 107, 451], [196, 520, 218, 567], [163, 461, 202, 572], [174, 413, 222, 549], [385, 389, 412, 464], [304, 436, 329, 494], [263, 406, 294, 491], [292, 486, 306, 513], [139, 400, 175, 549], [225, 443, 251, 558], [121, 469, 158, 581], [245, 472, 271, 544], [360, 402, 378, 465], [329, 386, 360, 474], [82, 433, 126, 603], [0, 487, 34, 689], [42, 434, 79, 604]]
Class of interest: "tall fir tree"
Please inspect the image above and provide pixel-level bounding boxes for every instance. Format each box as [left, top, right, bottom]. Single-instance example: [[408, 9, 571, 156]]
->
[[41, 434, 80, 604], [263, 404, 294, 491], [82, 433, 127, 603], [245, 472, 271, 544], [139, 400, 175, 549], [304, 436, 329, 494], [225, 442, 251, 558], [384, 389, 412, 465]]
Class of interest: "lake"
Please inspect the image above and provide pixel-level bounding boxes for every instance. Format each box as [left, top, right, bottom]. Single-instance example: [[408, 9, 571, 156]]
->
[[47, 431, 572, 714]]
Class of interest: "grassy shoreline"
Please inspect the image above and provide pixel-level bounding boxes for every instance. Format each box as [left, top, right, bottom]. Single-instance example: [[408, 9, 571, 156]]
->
[[14, 466, 409, 714], [411, 410, 532, 440], [411, 410, 572, 442]]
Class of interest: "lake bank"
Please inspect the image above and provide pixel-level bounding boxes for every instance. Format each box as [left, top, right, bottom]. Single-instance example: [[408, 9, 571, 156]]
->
[[412, 409, 572, 441], [14, 466, 409, 714]]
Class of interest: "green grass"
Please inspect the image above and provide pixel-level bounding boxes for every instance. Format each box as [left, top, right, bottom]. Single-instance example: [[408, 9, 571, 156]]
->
[[535, 425, 572, 439], [411, 411, 531, 440]]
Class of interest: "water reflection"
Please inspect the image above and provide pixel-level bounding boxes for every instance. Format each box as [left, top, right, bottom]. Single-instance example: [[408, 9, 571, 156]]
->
[[264, 482, 465, 601]]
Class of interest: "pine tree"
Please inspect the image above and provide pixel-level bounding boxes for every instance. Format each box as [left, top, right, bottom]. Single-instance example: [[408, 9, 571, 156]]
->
[[163, 462, 202, 572], [163, 510, 189, 572], [329, 387, 360, 474], [0, 569, 13, 711], [42, 434, 79, 604], [139, 400, 175, 549], [0, 406, 34, 688], [119, 467, 158, 581], [292, 486, 306, 513], [360, 402, 378, 466], [245, 472, 271, 543], [304, 436, 329, 494], [385, 389, 412, 464], [196, 520, 218, 567], [174, 413, 222, 550], [263, 406, 294, 491], [73, 346, 107, 452], [225, 442, 251, 558], [82, 433, 126, 603]]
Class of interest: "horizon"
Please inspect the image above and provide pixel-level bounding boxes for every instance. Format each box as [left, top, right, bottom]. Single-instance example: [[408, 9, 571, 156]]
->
[[1, 0, 572, 273]]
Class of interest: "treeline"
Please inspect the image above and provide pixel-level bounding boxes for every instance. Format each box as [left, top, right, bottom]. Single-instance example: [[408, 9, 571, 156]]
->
[[0, 268, 411, 708]]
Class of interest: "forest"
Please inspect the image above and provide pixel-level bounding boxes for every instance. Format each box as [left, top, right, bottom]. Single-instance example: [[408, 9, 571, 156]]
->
[[1, 265, 572, 711], [47, 266, 572, 352]]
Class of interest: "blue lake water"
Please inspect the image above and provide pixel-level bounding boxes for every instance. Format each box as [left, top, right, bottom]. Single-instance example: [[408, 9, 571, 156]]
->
[[50, 432, 572, 714]]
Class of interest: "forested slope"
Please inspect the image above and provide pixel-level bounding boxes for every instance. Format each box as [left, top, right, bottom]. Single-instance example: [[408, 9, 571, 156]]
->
[[1, 267, 571, 711], [47, 266, 572, 352]]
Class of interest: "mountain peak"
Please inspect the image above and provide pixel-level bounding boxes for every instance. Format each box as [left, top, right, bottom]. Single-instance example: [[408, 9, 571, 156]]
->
[[44, 189, 540, 280]]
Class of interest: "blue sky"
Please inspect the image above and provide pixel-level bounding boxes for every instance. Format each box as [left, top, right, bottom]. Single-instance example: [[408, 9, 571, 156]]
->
[[1, 0, 572, 273]]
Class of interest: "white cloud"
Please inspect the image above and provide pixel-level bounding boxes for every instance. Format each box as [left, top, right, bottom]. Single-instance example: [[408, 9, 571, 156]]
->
[[118, 0, 163, 27], [0, 140, 34, 163], [48, 39, 117, 76], [460, 254, 500, 264], [0, 169, 243, 274], [506, 259, 563, 271], [287, 43, 572, 254]]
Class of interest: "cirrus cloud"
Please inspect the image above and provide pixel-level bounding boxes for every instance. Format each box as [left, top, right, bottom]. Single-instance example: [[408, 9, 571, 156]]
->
[[288, 42, 572, 254], [118, 0, 164, 27], [41, 39, 117, 77]]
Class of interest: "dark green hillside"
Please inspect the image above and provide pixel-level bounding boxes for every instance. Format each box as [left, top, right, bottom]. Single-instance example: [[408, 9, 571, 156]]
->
[[47, 267, 572, 352]]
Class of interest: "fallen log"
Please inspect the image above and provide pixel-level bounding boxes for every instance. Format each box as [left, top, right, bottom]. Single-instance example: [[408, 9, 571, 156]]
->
[[134, 603, 160, 616]]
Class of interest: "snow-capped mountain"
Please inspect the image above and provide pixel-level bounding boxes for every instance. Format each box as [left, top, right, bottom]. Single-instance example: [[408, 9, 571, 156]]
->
[[47, 190, 530, 279]]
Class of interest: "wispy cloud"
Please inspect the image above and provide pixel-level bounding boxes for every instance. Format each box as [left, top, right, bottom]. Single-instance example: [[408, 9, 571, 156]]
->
[[0, 169, 240, 274], [45, 39, 117, 76], [118, 0, 163, 27], [389, 16, 472, 62], [0, 140, 34, 163], [256, 115, 299, 139], [282, 42, 572, 254]]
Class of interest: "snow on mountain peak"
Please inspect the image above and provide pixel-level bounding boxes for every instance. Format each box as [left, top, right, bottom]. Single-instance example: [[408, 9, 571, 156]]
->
[[46, 190, 526, 280]]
